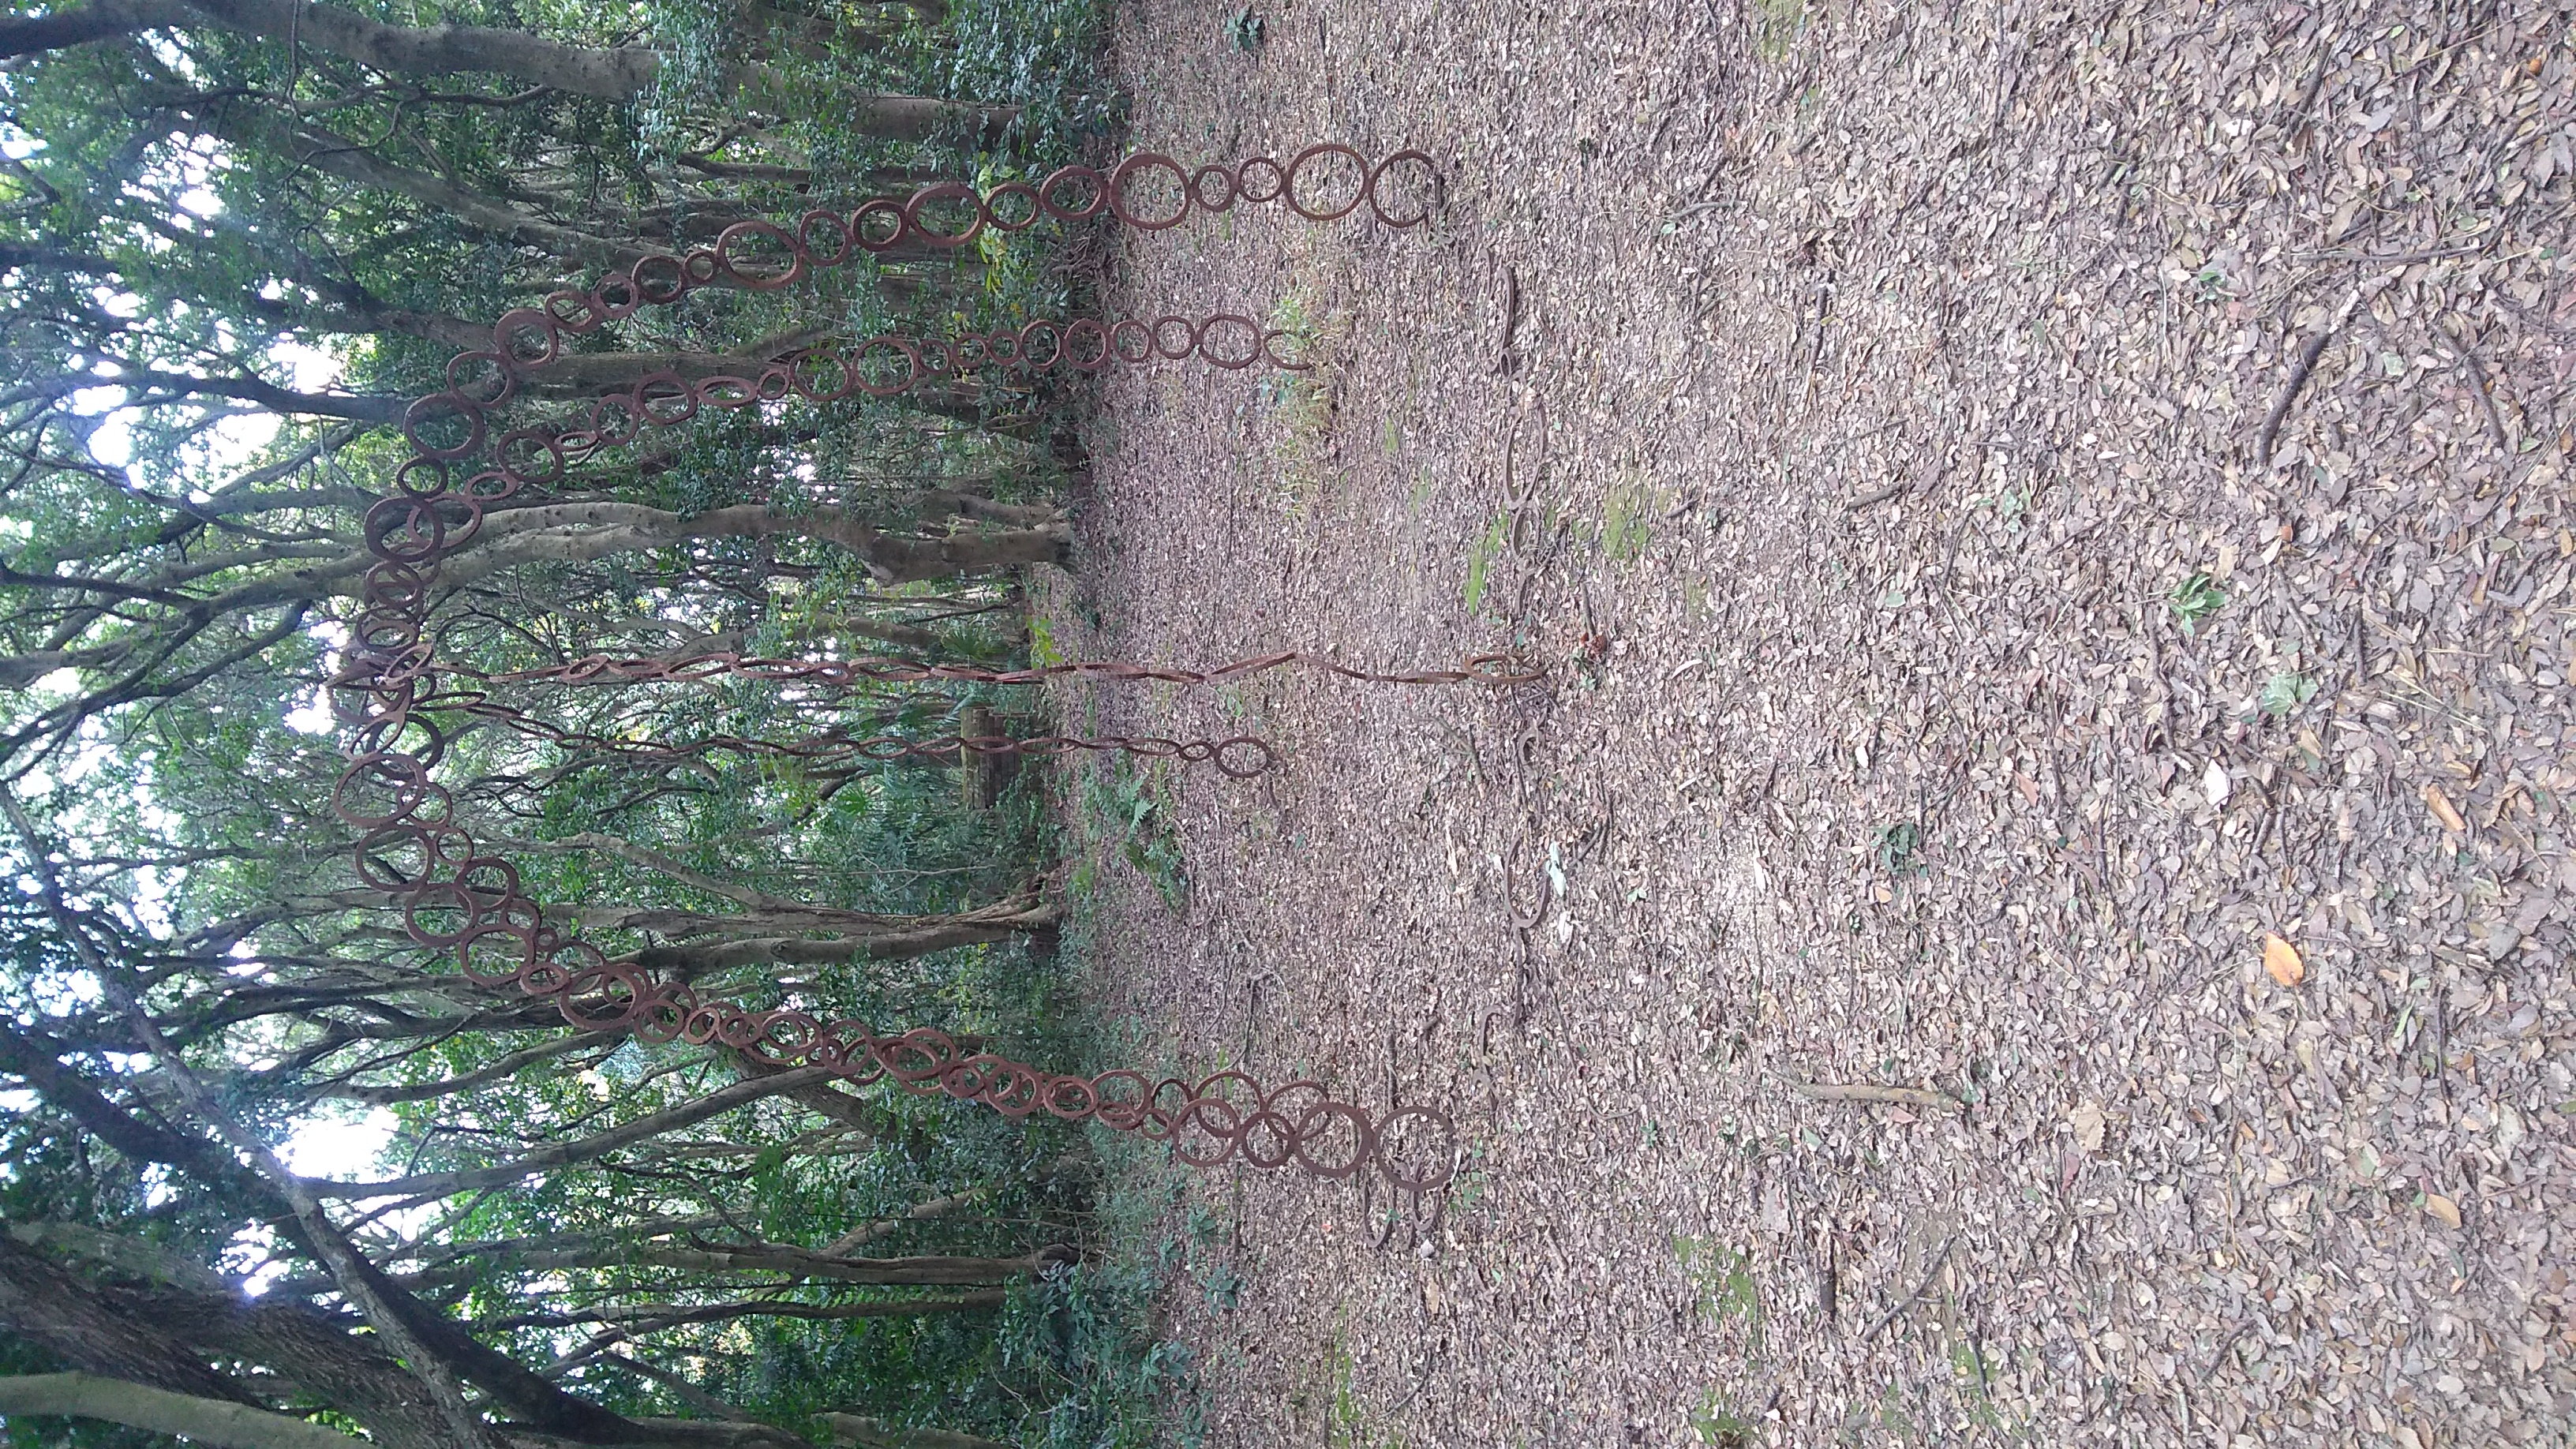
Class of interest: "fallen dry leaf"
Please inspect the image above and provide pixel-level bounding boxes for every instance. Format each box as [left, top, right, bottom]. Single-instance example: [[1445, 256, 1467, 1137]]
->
[[2424, 1193, 2463, 1230], [2203, 758, 2231, 807], [2069, 1100, 2106, 1154], [2263, 933, 2305, 988], [1059, 9, 2574, 1440], [2424, 784, 2468, 833]]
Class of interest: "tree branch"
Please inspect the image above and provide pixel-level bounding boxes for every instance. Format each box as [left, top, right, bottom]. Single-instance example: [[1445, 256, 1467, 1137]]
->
[[0, 0, 196, 61], [295, 1065, 838, 1200], [0, 1373, 365, 1449], [475, 1292, 1005, 1331]]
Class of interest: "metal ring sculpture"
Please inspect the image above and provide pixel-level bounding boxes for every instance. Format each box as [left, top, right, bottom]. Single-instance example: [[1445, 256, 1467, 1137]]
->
[[331, 148, 1459, 1192]]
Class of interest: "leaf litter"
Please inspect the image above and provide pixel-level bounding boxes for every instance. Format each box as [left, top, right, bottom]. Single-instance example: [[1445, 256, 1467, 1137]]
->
[[1044, 0, 2576, 1443]]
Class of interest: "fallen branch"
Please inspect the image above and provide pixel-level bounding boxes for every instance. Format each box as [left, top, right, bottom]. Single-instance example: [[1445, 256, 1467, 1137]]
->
[[2255, 330, 2334, 467], [1862, 1232, 1960, 1343], [2457, 347, 2511, 452], [1791, 1081, 1964, 1111], [1843, 479, 1911, 511]]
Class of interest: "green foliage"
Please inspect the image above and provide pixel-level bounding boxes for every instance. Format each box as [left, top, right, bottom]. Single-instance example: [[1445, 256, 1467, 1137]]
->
[[1688, 1387, 1757, 1448], [2170, 571, 2227, 635], [1598, 475, 1659, 563], [1463, 515, 1509, 616], [1873, 820, 1924, 874], [2260, 669, 2318, 717], [1672, 1237, 1763, 1348], [1080, 759, 1189, 913]]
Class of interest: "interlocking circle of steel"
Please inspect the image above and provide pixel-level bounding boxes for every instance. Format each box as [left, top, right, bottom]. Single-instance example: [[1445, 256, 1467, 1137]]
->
[[328, 146, 1463, 1192]]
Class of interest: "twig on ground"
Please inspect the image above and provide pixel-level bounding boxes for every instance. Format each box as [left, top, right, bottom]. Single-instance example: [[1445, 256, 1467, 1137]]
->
[[1844, 478, 1911, 511], [2291, 243, 2490, 263], [1863, 1232, 1960, 1343], [1792, 1081, 1964, 1111], [1489, 267, 1523, 376], [2256, 330, 2334, 466], [2457, 346, 2512, 452]]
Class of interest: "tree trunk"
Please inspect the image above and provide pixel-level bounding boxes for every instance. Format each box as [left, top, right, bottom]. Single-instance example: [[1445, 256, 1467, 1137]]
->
[[0, 1374, 366, 1449], [626, 916, 1050, 969], [252, 118, 645, 273], [0, 1238, 254, 1402], [137, 1291, 474, 1449], [580, 899, 1059, 971], [0, 0, 191, 59], [438, 501, 1070, 588], [491, 1243, 1055, 1286], [2, 1235, 459, 1449], [477, 1291, 1005, 1331], [16, 0, 1020, 142], [0, 1023, 257, 1194], [822, 1414, 1012, 1449], [321, 1031, 617, 1105], [182, 0, 658, 97]]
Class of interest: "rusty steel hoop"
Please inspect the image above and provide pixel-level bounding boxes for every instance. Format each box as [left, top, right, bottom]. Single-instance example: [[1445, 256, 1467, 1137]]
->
[[331, 148, 1466, 1192]]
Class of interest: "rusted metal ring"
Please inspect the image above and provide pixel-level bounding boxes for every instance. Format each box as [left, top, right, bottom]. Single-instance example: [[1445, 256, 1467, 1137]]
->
[[901, 181, 987, 249], [1283, 143, 1371, 222], [1108, 152, 1192, 230], [333, 144, 1482, 1195], [713, 220, 808, 290]]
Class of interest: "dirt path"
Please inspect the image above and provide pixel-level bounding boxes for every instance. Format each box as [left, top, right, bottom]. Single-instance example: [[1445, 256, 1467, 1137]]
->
[[1044, 0, 2576, 1443]]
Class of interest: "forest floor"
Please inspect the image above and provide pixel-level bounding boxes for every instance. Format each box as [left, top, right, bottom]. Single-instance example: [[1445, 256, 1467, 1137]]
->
[[1036, 0, 2576, 1443]]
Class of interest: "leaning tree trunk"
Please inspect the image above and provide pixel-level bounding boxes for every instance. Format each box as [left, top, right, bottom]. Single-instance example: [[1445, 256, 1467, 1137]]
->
[[0, 1237, 459, 1449], [0, 1237, 254, 1402], [823, 1415, 1012, 1449], [0, 1374, 369, 1449], [434, 501, 1070, 589], [6, 0, 1019, 143]]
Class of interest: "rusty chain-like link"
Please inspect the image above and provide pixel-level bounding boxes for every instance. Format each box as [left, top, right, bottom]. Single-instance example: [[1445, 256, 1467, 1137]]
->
[[331, 148, 1462, 1192]]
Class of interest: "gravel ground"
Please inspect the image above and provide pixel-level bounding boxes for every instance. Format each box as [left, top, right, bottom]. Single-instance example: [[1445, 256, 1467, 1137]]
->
[[1039, 0, 2576, 1443]]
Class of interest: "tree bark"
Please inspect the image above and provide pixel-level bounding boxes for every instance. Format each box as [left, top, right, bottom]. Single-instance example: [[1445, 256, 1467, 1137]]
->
[[447, 501, 1070, 588], [519, 325, 838, 398], [0, 365, 407, 423], [0, 0, 192, 59], [578, 900, 1058, 969], [256, 118, 646, 274], [137, 1290, 473, 1449], [477, 1291, 1005, 1331], [0, 1021, 256, 1193], [822, 1415, 1012, 1449], [488, 1242, 1055, 1286], [13, 0, 1018, 142], [4, 1220, 233, 1294], [627, 916, 1054, 972], [0, 1237, 253, 1402], [0, 1373, 366, 1449]]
